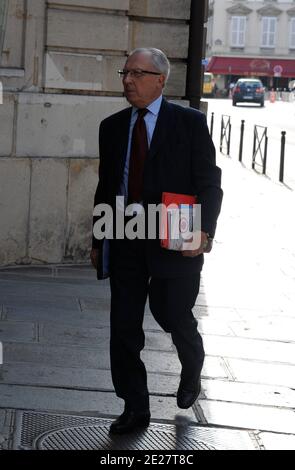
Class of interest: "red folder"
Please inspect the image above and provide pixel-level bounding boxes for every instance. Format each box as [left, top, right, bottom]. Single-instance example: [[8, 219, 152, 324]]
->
[[160, 192, 197, 249]]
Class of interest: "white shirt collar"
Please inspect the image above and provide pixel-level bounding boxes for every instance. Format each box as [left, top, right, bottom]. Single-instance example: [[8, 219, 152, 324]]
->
[[132, 95, 163, 117]]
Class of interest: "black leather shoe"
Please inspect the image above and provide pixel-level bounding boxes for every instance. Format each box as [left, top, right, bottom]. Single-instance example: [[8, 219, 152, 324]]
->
[[109, 410, 151, 435], [177, 379, 201, 409]]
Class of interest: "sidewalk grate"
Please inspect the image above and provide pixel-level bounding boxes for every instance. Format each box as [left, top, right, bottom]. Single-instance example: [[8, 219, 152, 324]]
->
[[12, 410, 258, 450], [35, 425, 215, 450]]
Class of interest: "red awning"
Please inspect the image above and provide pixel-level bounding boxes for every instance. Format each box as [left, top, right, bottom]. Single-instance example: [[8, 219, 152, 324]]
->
[[207, 56, 295, 78]]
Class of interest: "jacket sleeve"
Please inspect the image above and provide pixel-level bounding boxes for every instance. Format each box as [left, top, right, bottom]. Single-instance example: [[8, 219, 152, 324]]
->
[[191, 113, 223, 238], [92, 120, 107, 249]]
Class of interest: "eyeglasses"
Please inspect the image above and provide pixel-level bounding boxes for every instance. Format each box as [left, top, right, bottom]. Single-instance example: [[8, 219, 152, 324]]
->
[[117, 69, 162, 79]]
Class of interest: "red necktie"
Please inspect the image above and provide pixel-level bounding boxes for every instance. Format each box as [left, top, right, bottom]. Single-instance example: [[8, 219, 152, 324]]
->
[[128, 108, 148, 203]]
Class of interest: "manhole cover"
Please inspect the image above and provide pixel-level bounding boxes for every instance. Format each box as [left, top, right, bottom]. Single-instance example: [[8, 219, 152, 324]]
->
[[35, 425, 216, 450], [12, 410, 257, 450]]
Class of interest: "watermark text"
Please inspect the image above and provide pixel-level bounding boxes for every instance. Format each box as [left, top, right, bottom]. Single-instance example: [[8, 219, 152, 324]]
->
[[93, 197, 202, 251]]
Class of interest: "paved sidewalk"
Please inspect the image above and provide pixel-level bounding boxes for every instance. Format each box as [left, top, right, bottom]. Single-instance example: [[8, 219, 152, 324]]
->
[[0, 154, 294, 450]]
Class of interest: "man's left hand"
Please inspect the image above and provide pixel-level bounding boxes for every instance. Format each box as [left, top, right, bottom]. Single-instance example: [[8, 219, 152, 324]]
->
[[182, 231, 213, 258]]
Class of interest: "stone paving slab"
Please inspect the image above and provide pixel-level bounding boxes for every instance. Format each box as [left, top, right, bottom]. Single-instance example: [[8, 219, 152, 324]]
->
[[0, 363, 114, 391], [56, 267, 98, 279], [202, 356, 230, 379], [2, 305, 162, 331], [39, 323, 111, 348], [199, 290, 281, 312], [3, 304, 110, 326], [79, 297, 110, 311], [0, 267, 54, 277], [202, 378, 295, 408], [234, 308, 295, 321], [0, 363, 183, 396], [0, 273, 100, 287], [145, 332, 174, 351], [143, 315, 163, 330], [0, 281, 101, 300], [3, 341, 109, 369], [0, 320, 37, 342], [3, 265, 89, 276], [142, 350, 180, 375], [226, 358, 295, 388], [258, 432, 295, 450], [2, 346, 229, 383], [0, 358, 226, 398], [198, 318, 235, 336], [0, 385, 196, 422], [0, 357, 228, 394], [2, 342, 181, 374], [2, 297, 81, 313], [39, 323, 173, 351], [199, 400, 295, 434], [203, 334, 295, 365], [229, 318, 295, 343], [54, 302, 162, 330], [193, 305, 241, 321]]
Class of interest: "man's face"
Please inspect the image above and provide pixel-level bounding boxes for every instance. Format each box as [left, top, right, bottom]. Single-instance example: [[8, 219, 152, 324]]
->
[[122, 52, 166, 108]]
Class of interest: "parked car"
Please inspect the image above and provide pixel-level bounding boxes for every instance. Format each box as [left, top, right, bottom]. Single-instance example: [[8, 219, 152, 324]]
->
[[232, 78, 265, 107], [203, 72, 216, 97]]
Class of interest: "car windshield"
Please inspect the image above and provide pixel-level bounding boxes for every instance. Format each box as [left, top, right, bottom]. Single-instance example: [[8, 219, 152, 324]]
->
[[238, 81, 262, 88]]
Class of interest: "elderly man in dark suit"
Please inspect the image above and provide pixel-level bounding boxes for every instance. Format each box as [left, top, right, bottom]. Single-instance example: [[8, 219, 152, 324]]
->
[[91, 48, 223, 434]]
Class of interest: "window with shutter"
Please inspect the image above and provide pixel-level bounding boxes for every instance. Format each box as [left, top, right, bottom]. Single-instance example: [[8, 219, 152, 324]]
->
[[231, 16, 246, 47], [261, 16, 277, 48], [290, 18, 295, 49]]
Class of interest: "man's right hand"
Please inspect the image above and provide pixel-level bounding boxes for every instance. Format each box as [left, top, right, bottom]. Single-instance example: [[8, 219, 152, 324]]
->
[[90, 248, 99, 269]]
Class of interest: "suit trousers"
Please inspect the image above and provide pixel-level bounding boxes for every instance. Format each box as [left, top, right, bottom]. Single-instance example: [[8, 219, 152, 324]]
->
[[109, 238, 205, 412]]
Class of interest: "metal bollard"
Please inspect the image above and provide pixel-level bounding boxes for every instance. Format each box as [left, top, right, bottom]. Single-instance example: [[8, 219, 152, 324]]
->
[[220, 115, 231, 156], [252, 125, 268, 173], [239, 120, 245, 162], [252, 130, 256, 169], [263, 134, 268, 175], [227, 122, 232, 156], [279, 131, 286, 183], [220, 117, 224, 152], [210, 112, 214, 137]]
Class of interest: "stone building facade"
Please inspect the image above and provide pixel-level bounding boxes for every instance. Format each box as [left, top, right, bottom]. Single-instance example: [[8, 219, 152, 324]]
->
[[0, 0, 191, 265], [207, 0, 295, 91]]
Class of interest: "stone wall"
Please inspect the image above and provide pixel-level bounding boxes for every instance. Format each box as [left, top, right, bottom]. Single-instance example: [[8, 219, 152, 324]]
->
[[0, 0, 192, 266], [0, 156, 98, 265]]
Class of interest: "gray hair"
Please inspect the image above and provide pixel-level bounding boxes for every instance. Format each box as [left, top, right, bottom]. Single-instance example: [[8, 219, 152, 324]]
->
[[128, 48, 170, 83]]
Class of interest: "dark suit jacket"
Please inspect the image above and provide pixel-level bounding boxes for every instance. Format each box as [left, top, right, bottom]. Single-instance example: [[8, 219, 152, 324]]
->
[[92, 98, 223, 278]]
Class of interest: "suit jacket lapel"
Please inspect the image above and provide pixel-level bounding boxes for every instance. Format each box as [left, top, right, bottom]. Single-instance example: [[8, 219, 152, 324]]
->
[[115, 107, 132, 189], [147, 98, 171, 161]]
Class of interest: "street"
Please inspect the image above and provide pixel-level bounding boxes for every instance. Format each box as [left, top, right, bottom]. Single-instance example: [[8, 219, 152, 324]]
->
[[206, 98, 295, 189], [1, 152, 295, 449]]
